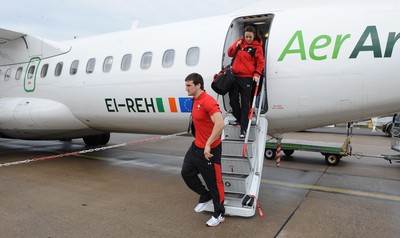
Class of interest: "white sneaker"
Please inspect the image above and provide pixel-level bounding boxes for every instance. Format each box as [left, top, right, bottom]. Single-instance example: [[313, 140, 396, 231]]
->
[[206, 214, 225, 227], [239, 131, 246, 139], [194, 200, 212, 212]]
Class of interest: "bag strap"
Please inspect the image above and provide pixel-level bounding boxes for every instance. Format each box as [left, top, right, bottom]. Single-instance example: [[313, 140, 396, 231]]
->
[[187, 99, 195, 136], [230, 45, 240, 66]]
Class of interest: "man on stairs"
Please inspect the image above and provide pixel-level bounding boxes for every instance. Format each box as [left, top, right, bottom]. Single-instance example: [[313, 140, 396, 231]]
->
[[181, 73, 225, 227]]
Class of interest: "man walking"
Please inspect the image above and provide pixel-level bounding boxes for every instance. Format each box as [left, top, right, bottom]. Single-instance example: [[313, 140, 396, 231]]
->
[[181, 73, 225, 227]]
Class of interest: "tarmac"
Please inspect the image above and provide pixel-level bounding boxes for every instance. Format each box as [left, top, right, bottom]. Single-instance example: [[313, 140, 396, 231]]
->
[[0, 127, 399, 238]]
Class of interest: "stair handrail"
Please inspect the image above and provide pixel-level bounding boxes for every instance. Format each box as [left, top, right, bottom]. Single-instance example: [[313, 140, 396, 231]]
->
[[242, 81, 263, 157], [256, 80, 266, 126]]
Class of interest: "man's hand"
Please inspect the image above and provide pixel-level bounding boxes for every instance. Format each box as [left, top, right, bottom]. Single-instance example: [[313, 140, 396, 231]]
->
[[204, 112, 224, 161], [204, 144, 213, 161]]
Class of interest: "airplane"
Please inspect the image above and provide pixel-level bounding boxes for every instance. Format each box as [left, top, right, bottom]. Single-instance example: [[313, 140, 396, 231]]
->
[[1, 0, 400, 146], [3, 0, 400, 218]]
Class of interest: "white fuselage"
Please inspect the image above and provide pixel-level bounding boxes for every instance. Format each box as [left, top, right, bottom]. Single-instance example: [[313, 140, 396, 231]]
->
[[0, 0, 399, 139]]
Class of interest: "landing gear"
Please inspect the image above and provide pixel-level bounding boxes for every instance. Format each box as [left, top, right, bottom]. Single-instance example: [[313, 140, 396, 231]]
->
[[83, 133, 110, 146], [382, 122, 393, 137]]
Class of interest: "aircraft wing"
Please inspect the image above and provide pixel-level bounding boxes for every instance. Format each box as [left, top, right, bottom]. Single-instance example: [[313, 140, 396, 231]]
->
[[0, 28, 25, 44], [0, 28, 71, 65]]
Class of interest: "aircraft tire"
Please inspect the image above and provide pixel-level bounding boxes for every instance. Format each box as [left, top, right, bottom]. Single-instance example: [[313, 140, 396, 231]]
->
[[386, 123, 393, 137], [83, 133, 110, 146], [382, 122, 393, 137], [265, 149, 276, 160]]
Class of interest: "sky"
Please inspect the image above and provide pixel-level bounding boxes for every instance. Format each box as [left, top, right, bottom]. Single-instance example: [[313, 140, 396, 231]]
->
[[1, 0, 263, 42]]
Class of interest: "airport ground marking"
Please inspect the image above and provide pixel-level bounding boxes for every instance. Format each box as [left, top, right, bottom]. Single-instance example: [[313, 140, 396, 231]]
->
[[3, 134, 399, 204], [47, 152, 400, 204], [61, 154, 400, 203], [0, 132, 187, 168], [263, 179, 400, 202]]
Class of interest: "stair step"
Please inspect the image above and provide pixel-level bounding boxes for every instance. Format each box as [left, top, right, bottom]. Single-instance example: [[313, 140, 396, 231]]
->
[[222, 174, 247, 194], [227, 119, 257, 126], [211, 116, 267, 217], [222, 141, 253, 158], [204, 193, 256, 217], [223, 125, 256, 141], [221, 157, 251, 175], [225, 192, 246, 199], [224, 193, 246, 206]]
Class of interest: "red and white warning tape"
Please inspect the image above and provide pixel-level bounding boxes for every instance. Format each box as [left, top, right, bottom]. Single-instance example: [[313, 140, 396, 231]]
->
[[249, 195, 264, 218], [0, 131, 187, 168], [275, 139, 281, 167]]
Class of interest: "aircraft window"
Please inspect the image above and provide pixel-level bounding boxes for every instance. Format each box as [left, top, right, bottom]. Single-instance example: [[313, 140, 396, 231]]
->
[[41, 64, 49, 78], [103, 56, 113, 73], [86, 58, 96, 73], [162, 50, 175, 68], [186, 47, 200, 66], [121, 54, 132, 71], [4, 68, 12, 81], [55, 62, 63, 76], [70, 60, 79, 75], [141, 52, 152, 70], [27, 65, 35, 79], [15, 67, 23, 80]]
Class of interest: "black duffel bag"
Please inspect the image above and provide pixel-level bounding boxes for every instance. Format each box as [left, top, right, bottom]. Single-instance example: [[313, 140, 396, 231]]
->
[[211, 65, 236, 95]]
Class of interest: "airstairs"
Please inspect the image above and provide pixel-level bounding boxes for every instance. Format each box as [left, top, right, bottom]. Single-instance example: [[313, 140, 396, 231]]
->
[[204, 114, 268, 217]]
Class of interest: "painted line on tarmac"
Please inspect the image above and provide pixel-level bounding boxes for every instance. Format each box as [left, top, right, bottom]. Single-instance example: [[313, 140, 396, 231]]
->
[[0, 132, 187, 168], [74, 154, 400, 203], [6, 141, 397, 203], [75, 154, 400, 203], [263, 179, 400, 202], [76, 153, 182, 172]]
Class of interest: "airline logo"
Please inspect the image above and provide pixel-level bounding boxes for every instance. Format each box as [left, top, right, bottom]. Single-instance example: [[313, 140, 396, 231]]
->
[[278, 26, 399, 61], [105, 97, 193, 113]]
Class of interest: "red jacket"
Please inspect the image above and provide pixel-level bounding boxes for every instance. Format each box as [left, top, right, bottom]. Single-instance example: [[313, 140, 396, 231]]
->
[[228, 38, 265, 78]]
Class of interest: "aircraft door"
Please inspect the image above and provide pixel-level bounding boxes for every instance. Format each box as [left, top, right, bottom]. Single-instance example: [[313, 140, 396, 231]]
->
[[24, 57, 41, 92], [221, 14, 273, 114]]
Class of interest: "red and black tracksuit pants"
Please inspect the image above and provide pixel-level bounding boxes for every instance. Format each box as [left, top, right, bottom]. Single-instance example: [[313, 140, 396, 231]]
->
[[181, 142, 225, 217]]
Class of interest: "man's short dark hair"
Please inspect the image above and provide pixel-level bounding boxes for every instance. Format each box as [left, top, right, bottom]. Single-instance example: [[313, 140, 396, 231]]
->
[[185, 73, 204, 90]]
